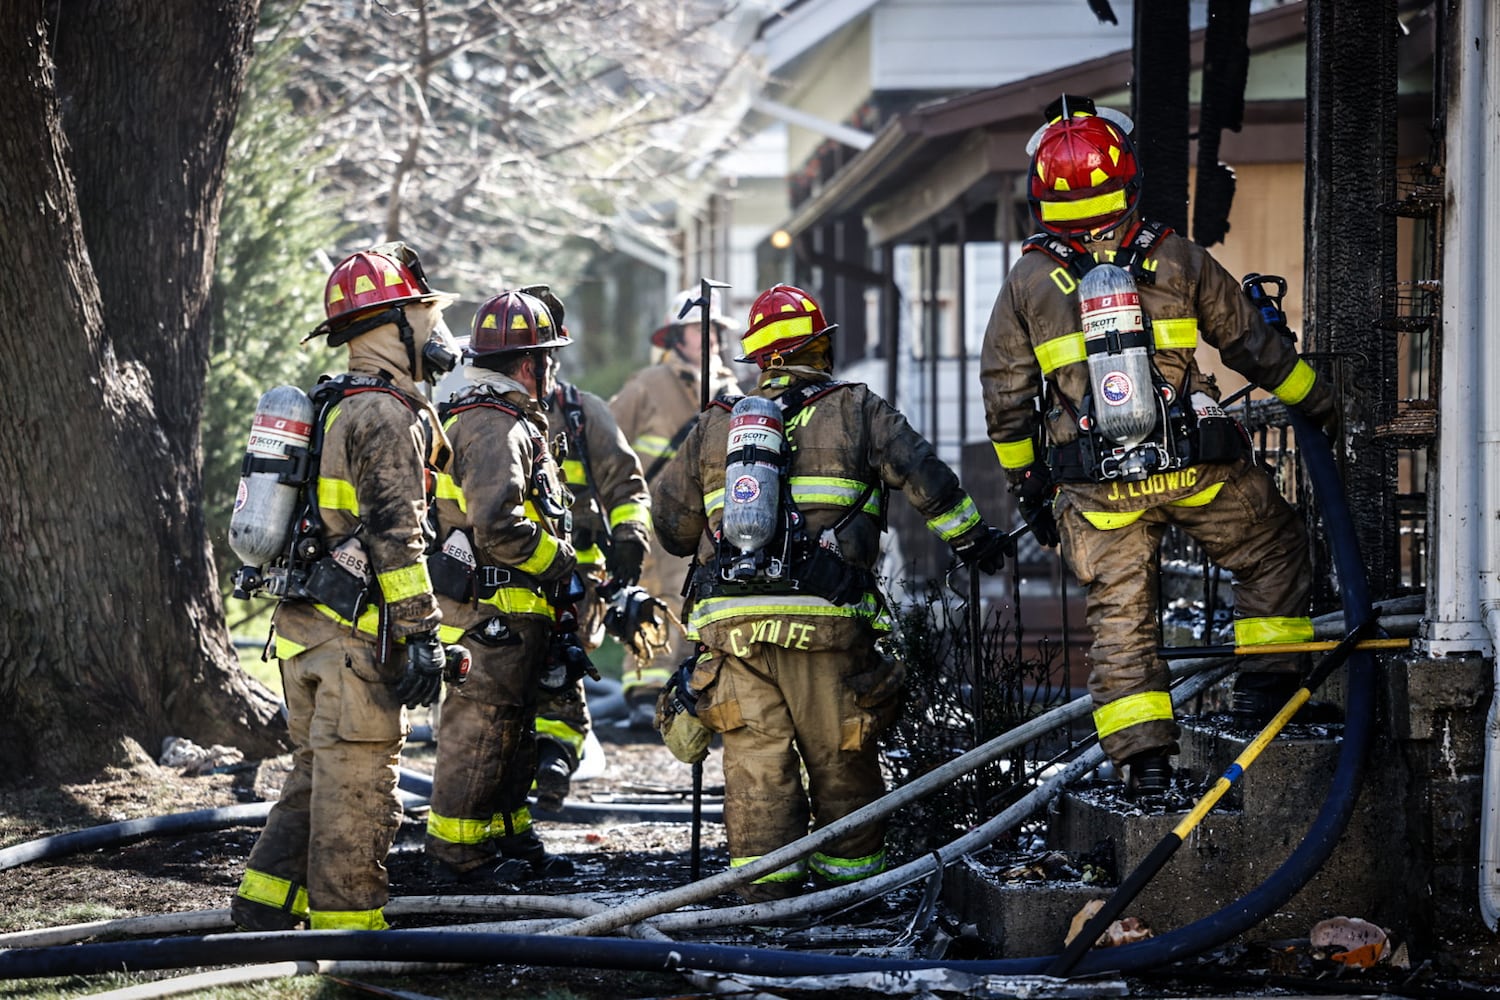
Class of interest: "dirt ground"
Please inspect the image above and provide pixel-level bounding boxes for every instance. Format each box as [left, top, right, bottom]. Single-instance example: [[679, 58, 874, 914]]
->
[[4, 711, 1498, 1000], [0, 713, 929, 999]]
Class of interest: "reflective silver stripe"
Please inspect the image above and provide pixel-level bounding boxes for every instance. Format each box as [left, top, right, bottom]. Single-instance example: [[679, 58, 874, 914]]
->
[[809, 847, 886, 882], [730, 855, 808, 883], [703, 478, 881, 517], [926, 495, 982, 542]]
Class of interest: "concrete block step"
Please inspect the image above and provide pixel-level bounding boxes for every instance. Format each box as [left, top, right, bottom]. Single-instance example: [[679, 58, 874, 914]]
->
[[1175, 713, 1344, 815], [1036, 760, 1385, 942], [940, 856, 1107, 959]]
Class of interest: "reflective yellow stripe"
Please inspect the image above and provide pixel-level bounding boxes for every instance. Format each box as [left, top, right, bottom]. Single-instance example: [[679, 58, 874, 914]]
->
[[1035, 333, 1086, 374], [787, 477, 882, 513], [437, 622, 467, 643], [1272, 359, 1317, 406], [1167, 481, 1224, 508], [316, 476, 358, 514], [1035, 320, 1197, 377], [274, 634, 307, 660], [505, 806, 533, 836], [479, 587, 556, 619], [237, 869, 309, 917], [434, 471, 466, 513], [809, 848, 886, 882], [1081, 509, 1147, 529], [1092, 690, 1175, 739], [517, 531, 562, 576], [1082, 481, 1222, 528], [994, 439, 1036, 470], [378, 562, 432, 604], [609, 502, 651, 531], [927, 495, 982, 542], [561, 459, 586, 487], [634, 434, 672, 458], [311, 909, 388, 930], [1233, 616, 1315, 647], [536, 717, 585, 755], [1039, 187, 1128, 224], [730, 855, 808, 883], [689, 592, 888, 631], [1152, 317, 1199, 350], [704, 481, 881, 517], [311, 600, 384, 638], [427, 811, 496, 846], [575, 544, 605, 566], [742, 314, 815, 358], [427, 805, 535, 846]]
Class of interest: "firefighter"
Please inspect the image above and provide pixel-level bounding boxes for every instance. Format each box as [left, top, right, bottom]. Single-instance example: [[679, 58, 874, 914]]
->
[[979, 95, 1337, 796], [521, 285, 652, 811], [651, 283, 1011, 902], [609, 290, 742, 726], [231, 243, 459, 931], [424, 289, 580, 882]]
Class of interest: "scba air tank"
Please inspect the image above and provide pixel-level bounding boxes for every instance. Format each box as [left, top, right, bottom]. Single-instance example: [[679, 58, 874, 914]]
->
[[1080, 263, 1157, 448], [720, 396, 784, 554], [229, 385, 315, 593]]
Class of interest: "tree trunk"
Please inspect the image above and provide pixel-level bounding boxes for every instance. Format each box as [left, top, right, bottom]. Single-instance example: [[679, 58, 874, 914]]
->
[[0, 0, 286, 783]]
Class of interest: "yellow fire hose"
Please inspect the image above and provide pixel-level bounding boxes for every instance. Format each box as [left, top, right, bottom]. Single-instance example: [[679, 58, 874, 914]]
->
[[1157, 636, 1408, 659]]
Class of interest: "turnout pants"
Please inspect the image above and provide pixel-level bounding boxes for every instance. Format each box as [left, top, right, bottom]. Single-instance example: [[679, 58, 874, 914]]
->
[[536, 679, 591, 772], [694, 641, 899, 895], [1057, 457, 1312, 764], [426, 617, 550, 872], [232, 633, 404, 930]]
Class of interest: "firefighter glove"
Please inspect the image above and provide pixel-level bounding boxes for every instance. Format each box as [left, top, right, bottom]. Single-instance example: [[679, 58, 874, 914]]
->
[[607, 536, 646, 588], [396, 631, 445, 708], [656, 660, 711, 764], [604, 585, 676, 660], [1010, 466, 1060, 548], [956, 525, 1014, 575]]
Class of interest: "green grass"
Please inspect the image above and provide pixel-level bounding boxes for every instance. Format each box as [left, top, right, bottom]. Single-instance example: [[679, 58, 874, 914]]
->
[[227, 596, 281, 696]]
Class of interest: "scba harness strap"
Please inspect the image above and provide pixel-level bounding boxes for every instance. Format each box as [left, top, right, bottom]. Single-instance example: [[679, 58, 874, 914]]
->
[[440, 391, 562, 520], [280, 373, 431, 621], [1024, 223, 1248, 483], [1021, 218, 1172, 285], [432, 389, 571, 603]]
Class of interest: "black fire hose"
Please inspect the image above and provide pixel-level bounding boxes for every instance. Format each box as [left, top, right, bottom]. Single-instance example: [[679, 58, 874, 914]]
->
[[0, 771, 432, 873], [0, 928, 1046, 980], [0, 417, 1372, 984]]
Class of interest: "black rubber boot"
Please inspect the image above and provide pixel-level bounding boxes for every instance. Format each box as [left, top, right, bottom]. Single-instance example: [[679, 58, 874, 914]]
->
[[533, 740, 574, 813], [1231, 671, 1302, 727], [425, 856, 500, 887], [493, 830, 575, 880], [1124, 750, 1174, 799], [230, 896, 304, 931], [735, 878, 805, 904]]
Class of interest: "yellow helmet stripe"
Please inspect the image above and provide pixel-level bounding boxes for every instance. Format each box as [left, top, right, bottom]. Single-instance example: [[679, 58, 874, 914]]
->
[[742, 315, 814, 356], [1039, 188, 1128, 223]]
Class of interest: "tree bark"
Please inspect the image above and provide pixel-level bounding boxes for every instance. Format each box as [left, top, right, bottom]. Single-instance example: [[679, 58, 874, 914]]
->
[[0, 0, 286, 783]]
